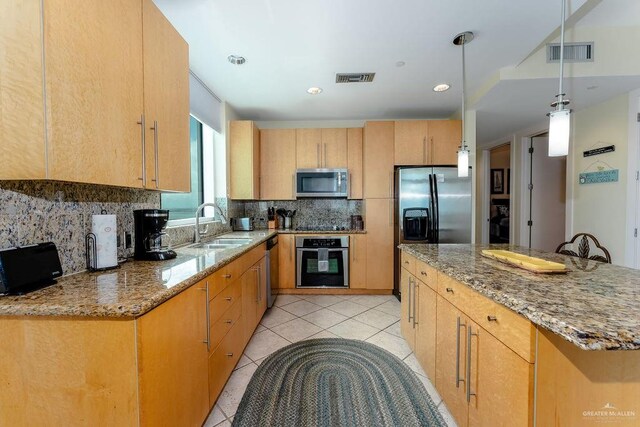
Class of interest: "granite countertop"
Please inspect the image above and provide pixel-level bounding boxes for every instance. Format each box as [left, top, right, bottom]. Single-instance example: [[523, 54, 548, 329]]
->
[[0, 230, 277, 319], [277, 229, 366, 234], [399, 244, 640, 351]]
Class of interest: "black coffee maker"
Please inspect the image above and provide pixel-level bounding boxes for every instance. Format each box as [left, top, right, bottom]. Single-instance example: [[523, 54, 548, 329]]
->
[[133, 209, 177, 260]]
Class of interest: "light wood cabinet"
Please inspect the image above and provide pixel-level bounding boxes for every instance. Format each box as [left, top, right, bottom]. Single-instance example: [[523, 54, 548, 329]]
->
[[137, 281, 209, 427], [430, 120, 462, 166], [415, 281, 437, 381], [277, 234, 296, 289], [400, 266, 416, 350], [242, 256, 268, 342], [347, 128, 363, 199], [349, 234, 367, 288], [0, 0, 189, 190], [142, 0, 190, 192], [322, 128, 347, 168], [394, 120, 429, 165], [364, 198, 394, 289], [296, 128, 347, 169], [260, 129, 296, 200], [363, 121, 395, 199], [228, 121, 260, 199]]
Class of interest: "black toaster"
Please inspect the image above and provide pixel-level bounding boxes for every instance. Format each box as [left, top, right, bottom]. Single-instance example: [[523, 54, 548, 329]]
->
[[0, 242, 63, 295]]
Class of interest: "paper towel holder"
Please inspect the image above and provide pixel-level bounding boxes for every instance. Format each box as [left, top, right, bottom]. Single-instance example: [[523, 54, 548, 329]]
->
[[85, 233, 120, 272]]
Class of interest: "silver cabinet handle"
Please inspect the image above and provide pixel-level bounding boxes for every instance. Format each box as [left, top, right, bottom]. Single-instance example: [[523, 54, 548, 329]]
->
[[225, 297, 232, 302], [324, 143, 327, 167], [199, 283, 210, 351], [352, 236, 356, 262], [292, 174, 295, 199], [407, 277, 413, 322], [225, 319, 232, 324], [423, 136, 427, 164], [420, 271, 427, 276], [467, 325, 478, 402], [317, 143, 320, 168], [257, 265, 261, 302], [389, 171, 393, 197], [137, 115, 146, 186], [446, 287, 454, 293], [349, 173, 352, 199], [487, 315, 497, 322], [226, 353, 233, 358], [150, 120, 159, 188], [456, 316, 466, 388], [223, 274, 232, 279], [412, 280, 418, 328], [290, 239, 293, 261]]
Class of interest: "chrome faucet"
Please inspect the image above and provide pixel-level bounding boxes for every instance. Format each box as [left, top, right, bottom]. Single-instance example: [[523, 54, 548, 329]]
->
[[194, 202, 228, 243]]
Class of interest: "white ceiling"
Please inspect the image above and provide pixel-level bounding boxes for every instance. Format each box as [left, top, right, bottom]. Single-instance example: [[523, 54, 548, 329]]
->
[[154, 0, 639, 143]]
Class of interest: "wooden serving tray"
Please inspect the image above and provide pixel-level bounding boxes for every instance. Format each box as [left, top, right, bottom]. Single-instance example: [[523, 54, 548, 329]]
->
[[481, 249, 568, 274]]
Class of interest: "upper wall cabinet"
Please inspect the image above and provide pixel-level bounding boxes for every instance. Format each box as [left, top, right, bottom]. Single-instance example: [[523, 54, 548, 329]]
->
[[347, 128, 363, 200], [296, 128, 347, 169], [260, 129, 296, 200], [394, 120, 461, 166], [228, 121, 260, 200], [0, 0, 190, 191], [363, 121, 395, 199]]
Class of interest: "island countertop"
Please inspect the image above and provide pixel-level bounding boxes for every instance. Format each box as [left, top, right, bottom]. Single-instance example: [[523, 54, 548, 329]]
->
[[0, 230, 277, 318], [399, 244, 640, 351]]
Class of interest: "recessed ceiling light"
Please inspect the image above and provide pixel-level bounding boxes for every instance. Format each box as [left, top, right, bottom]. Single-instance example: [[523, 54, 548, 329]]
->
[[227, 55, 246, 65], [433, 83, 450, 92], [396, 61, 406, 67], [307, 87, 323, 95]]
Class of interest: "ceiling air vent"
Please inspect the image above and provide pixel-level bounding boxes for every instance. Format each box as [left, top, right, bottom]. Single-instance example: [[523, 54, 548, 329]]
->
[[336, 73, 376, 83], [547, 42, 594, 63]]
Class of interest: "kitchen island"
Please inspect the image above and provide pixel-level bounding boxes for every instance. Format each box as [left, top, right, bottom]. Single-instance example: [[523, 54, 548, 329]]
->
[[399, 243, 640, 427]]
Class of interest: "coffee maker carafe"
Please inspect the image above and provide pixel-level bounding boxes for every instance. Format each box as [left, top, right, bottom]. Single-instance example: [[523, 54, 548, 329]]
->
[[134, 209, 177, 260]]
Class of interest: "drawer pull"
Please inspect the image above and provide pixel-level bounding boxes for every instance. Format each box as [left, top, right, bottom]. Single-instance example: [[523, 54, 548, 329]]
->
[[420, 271, 427, 276], [487, 315, 497, 322], [225, 297, 232, 301], [223, 274, 232, 279], [446, 287, 454, 293], [225, 319, 233, 324], [404, 260, 409, 264], [226, 353, 234, 357]]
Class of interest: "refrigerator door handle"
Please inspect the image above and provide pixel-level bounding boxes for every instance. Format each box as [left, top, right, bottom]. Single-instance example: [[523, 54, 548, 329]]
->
[[433, 173, 440, 243]]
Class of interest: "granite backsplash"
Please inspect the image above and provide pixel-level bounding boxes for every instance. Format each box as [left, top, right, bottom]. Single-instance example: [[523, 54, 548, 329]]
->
[[0, 181, 240, 276]]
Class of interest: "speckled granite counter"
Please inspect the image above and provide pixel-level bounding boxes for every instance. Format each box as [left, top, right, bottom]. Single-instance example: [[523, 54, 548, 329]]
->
[[399, 244, 640, 351], [277, 229, 366, 234], [0, 230, 276, 318]]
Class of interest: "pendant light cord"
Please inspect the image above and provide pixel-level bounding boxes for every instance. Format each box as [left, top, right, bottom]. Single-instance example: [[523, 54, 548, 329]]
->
[[557, 0, 566, 110], [461, 35, 466, 149]]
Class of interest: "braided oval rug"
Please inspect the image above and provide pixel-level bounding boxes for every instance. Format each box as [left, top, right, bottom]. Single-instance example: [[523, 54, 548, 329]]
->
[[232, 338, 446, 427]]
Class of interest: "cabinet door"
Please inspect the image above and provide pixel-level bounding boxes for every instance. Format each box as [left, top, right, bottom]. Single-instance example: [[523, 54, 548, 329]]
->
[[436, 297, 469, 427], [137, 283, 209, 427], [229, 121, 260, 199], [242, 267, 258, 342], [467, 322, 533, 427], [322, 128, 347, 168], [364, 198, 394, 289], [277, 234, 296, 289], [44, 0, 144, 188], [394, 120, 428, 165], [296, 128, 322, 168], [142, 0, 190, 191], [347, 128, 363, 199], [416, 281, 437, 381], [400, 268, 415, 350], [0, 0, 46, 180], [363, 121, 394, 199], [349, 234, 367, 288], [257, 257, 268, 321], [430, 120, 461, 166], [261, 129, 296, 200]]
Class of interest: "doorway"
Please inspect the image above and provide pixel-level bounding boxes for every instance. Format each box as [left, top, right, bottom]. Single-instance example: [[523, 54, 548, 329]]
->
[[527, 133, 566, 252], [488, 144, 511, 243]]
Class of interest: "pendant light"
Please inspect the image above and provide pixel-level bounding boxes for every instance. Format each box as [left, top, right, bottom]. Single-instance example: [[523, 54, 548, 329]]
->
[[454, 31, 473, 177], [548, 0, 571, 157]]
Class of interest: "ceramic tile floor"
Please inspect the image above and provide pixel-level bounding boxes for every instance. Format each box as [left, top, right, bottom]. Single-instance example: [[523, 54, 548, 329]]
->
[[204, 293, 458, 427]]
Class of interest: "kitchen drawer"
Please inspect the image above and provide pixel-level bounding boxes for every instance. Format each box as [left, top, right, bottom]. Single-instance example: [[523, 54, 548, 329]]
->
[[415, 259, 437, 291], [208, 315, 244, 405], [210, 298, 242, 353], [242, 243, 266, 271], [438, 273, 535, 362], [210, 278, 242, 327], [401, 252, 416, 275], [208, 259, 244, 299]]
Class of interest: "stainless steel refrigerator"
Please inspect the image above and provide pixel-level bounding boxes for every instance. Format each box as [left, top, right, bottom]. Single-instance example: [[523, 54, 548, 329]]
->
[[394, 166, 472, 296]]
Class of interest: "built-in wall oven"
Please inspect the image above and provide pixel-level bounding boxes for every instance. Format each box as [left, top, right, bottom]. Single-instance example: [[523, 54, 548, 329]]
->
[[296, 236, 349, 288]]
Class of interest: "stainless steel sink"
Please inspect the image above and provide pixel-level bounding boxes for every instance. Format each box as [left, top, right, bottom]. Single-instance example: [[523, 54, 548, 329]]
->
[[188, 237, 252, 250], [210, 238, 253, 245]]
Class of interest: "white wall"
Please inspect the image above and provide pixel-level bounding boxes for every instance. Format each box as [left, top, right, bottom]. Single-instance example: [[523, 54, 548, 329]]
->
[[571, 92, 630, 265]]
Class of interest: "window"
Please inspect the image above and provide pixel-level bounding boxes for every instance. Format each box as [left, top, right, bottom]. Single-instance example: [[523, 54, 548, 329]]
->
[[161, 115, 219, 222]]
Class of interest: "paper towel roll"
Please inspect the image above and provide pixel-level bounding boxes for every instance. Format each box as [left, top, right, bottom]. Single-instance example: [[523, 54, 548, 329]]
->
[[91, 215, 118, 269]]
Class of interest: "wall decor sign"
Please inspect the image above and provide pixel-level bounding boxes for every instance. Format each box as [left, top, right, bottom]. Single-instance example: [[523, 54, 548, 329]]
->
[[583, 145, 615, 157], [490, 169, 504, 194], [579, 169, 619, 185]]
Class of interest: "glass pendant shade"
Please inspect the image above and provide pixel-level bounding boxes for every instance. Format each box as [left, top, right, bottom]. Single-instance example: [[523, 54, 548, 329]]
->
[[548, 109, 570, 157], [457, 149, 469, 177]]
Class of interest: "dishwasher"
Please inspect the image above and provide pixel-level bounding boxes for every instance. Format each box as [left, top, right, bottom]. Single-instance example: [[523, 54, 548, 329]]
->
[[265, 235, 279, 308]]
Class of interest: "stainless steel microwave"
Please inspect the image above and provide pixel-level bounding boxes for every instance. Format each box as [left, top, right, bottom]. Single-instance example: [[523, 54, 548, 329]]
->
[[295, 168, 348, 198]]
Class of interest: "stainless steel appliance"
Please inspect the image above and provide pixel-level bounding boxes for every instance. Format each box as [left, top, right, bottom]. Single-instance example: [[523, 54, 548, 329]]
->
[[394, 167, 471, 295], [295, 168, 348, 198], [265, 235, 279, 308], [133, 209, 177, 261], [296, 236, 349, 288], [230, 217, 254, 231]]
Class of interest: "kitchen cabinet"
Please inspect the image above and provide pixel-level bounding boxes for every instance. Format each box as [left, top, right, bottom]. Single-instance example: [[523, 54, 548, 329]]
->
[[415, 281, 437, 381], [296, 128, 347, 169], [228, 121, 260, 199], [142, 0, 190, 192], [347, 128, 364, 199], [260, 129, 297, 200], [349, 234, 367, 288], [394, 120, 429, 165], [242, 256, 268, 341], [430, 120, 462, 166], [277, 234, 296, 289], [0, 0, 189, 190], [363, 121, 395, 199], [400, 266, 416, 350], [137, 281, 209, 427], [364, 198, 394, 289]]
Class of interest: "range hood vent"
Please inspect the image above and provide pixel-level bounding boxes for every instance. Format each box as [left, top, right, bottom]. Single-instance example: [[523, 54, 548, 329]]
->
[[335, 73, 376, 83], [547, 42, 594, 63]]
